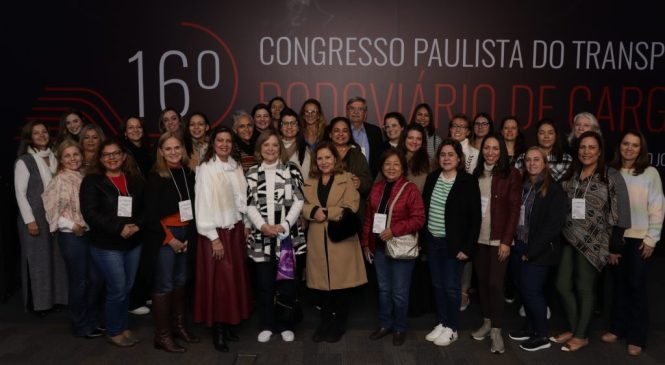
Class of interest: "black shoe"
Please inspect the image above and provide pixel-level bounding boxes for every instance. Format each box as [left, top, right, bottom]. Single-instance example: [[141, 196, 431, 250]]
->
[[325, 325, 345, 343], [520, 337, 552, 351], [369, 327, 392, 340], [85, 328, 105, 339], [392, 331, 406, 346], [509, 329, 533, 341], [223, 326, 240, 342], [213, 326, 229, 352]]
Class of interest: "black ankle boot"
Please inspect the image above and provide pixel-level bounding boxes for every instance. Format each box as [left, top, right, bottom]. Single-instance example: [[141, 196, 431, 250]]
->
[[223, 325, 240, 342], [213, 325, 228, 352]]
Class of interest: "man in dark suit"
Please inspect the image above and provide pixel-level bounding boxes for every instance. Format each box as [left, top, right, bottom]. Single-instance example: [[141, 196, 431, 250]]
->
[[345, 96, 384, 178]]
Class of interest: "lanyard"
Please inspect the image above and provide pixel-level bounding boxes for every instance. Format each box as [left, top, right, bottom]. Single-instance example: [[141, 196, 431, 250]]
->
[[168, 167, 191, 202], [108, 174, 130, 197], [573, 169, 594, 200]]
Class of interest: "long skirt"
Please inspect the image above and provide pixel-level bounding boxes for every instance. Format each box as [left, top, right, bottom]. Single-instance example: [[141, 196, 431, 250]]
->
[[193, 222, 252, 327]]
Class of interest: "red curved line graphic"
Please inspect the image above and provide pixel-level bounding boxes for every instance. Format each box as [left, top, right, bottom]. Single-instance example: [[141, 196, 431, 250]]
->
[[37, 97, 118, 135], [45, 87, 123, 124], [32, 107, 98, 126], [181, 22, 239, 127]]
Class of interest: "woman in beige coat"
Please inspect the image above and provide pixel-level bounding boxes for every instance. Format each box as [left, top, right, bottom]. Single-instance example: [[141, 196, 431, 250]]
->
[[303, 141, 368, 343]]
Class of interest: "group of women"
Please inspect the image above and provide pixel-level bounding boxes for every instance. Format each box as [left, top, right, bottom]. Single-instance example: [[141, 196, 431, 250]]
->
[[14, 103, 663, 357]]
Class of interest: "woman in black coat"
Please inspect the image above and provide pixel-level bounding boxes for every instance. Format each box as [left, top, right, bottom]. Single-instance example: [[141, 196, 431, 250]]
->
[[144, 132, 199, 352], [80, 139, 145, 347], [421, 139, 481, 347], [508, 146, 567, 352]]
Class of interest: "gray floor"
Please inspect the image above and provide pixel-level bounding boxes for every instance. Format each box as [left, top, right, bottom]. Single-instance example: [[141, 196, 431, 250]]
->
[[1, 258, 664, 365]]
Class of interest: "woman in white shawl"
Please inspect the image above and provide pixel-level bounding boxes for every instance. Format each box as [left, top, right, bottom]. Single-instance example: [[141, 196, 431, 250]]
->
[[193, 126, 252, 352], [14, 120, 68, 314]]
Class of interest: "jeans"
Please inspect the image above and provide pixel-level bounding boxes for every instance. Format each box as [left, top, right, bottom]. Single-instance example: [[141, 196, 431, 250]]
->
[[509, 240, 528, 304], [90, 244, 142, 336], [153, 226, 188, 293], [520, 262, 551, 338], [426, 232, 465, 331], [57, 232, 103, 336], [374, 246, 415, 332], [609, 237, 650, 347]]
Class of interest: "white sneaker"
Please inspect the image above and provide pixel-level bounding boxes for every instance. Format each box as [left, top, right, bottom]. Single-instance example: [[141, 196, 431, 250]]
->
[[145, 299, 152, 306], [547, 306, 551, 319], [426, 324, 445, 342], [129, 306, 150, 315], [281, 330, 295, 342], [519, 305, 525, 317], [433, 327, 458, 346], [258, 330, 273, 343]]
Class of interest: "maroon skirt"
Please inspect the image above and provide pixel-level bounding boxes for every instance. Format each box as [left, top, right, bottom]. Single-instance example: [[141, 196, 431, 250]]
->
[[193, 222, 252, 327]]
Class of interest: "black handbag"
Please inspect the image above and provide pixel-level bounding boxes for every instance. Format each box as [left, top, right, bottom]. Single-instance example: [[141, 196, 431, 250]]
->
[[327, 207, 361, 243], [274, 292, 303, 324]]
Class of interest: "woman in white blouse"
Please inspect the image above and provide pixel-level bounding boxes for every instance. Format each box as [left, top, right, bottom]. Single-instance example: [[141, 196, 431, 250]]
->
[[194, 126, 252, 352], [14, 120, 68, 314]]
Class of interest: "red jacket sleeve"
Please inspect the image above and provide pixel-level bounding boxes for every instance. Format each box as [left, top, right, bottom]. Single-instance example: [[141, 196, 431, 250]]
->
[[361, 182, 381, 249]]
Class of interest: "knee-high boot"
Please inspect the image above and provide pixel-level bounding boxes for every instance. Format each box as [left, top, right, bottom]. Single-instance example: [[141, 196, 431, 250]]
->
[[172, 287, 200, 343], [153, 292, 185, 353]]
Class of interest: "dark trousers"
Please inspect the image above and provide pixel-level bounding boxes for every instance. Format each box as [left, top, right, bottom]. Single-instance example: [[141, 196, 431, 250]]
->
[[520, 262, 551, 338], [474, 244, 509, 328], [315, 288, 351, 331], [608, 237, 650, 347], [426, 233, 464, 331], [58, 232, 103, 336], [255, 260, 297, 332], [509, 240, 528, 305]]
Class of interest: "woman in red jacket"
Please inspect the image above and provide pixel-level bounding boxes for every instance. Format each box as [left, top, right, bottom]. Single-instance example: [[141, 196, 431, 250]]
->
[[470, 132, 522, 354], [361, 148, 425, 346]]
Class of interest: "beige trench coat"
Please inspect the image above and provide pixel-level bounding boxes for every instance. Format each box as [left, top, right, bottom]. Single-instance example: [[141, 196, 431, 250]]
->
[[303, 172, 368, 291]]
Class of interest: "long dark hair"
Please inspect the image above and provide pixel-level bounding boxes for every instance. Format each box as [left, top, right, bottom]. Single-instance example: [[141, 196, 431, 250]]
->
[[309, 140, 345, 179], [398, 123, 430, 176], [471, 112, 495, 142], [536, 118, 566, 162], [183, 112, 211, 157], [57, 109, 84, 143], [409, 103, 435, 136], [563, 131, 607, 182], [610, 129, 650, 176], [17, 120, 51, 156], [473, 132, 511, 179], [325, 117, 360, 148], [202, 125, 234, 164], [279, 107, 307, 166], [499, 115, 525, 160]]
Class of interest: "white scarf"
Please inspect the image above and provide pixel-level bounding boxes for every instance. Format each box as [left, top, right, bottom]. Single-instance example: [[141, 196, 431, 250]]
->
[[195, 156, 247, 232], [28, 147, 57, 187]]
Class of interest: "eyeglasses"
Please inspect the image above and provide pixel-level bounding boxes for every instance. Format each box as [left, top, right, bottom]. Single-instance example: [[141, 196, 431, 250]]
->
[[475, 121, 490, 127], [450, 124, 468, 130], [281, 121, 299, 127], [101, 150, 123, 159], [347, 106, 366, 113]]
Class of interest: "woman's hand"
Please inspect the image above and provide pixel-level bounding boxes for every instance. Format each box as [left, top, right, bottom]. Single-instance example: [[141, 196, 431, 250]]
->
[[639, 242, 654, 259], [378, 228, 394, 242], [363, 246, 374, 264], [313, 208, 327, 222], [27, 222, 39, 236], [521, 254, 529, 262], [260, 224, 278, 237], [168, 238, 188, 253], [211, 238, 224, 260], [120, 224, 136, 238], [497, 244, 511, 262], [351, 175, 360, 190], [244, 228, 252, 239], [71, 223, 85, 236], [456, 251, 469, 261], [608, 253, 621, 265]]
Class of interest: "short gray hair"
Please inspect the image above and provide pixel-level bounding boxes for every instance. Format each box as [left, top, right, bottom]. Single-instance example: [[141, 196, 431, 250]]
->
[[232, 110, 252, 128]]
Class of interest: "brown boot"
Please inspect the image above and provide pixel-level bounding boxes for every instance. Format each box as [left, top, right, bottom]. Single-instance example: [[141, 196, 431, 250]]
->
[[152, 292, 186, 353], [172, 287, 200, 343]]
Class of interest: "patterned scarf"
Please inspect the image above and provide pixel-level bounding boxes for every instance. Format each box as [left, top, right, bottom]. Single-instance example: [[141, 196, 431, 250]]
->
[[42, 169, 86, 233]]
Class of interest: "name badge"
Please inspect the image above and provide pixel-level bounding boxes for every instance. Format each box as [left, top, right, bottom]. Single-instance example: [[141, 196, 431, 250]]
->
[[480, 196, 489, 218], [373, 213, 387, 234], [519, 205, 525, 226], [179, 200, 193, 222], [117, 196, 133, 217], [572, 198, 586, 220]]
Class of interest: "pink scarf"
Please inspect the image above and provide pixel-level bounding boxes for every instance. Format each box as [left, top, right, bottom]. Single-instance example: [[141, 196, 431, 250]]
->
[[42, 169, 87, 233]]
